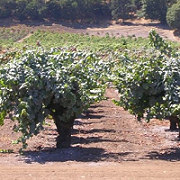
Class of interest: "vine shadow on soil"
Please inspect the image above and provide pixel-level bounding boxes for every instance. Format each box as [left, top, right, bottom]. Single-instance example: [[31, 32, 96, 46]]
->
[[146, 148, 180, 162], [23, 126, 131, 164], [23, 117, 131, 164], [23, 147, 132, 164], [22, 100, 134, 164]]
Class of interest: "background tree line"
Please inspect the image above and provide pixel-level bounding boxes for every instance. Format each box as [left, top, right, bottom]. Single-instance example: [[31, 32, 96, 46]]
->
[[0, 0, 180, 30]]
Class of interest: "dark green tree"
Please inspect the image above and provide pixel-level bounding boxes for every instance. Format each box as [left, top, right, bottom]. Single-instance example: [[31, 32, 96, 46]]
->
[[110, 0, 133, 21], [134, 0, 142, 9], [0, 0, 110, 21], [166, 1, 180, 30], [167, 0, 178, 7], [140, 0, 168, 23], [25, 0, 41, 20], [0, 0, 15, 18], [42, 0, 61, 20], [14, 0, 28, 20]]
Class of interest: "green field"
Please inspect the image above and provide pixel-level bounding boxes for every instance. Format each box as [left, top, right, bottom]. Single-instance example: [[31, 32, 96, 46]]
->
[[0, 27, 179, 56], [18, 30, 150, 52], [0, 27, 30, 49]]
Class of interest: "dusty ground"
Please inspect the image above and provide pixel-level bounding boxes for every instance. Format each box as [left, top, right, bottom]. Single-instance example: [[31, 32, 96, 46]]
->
[[0, 89, 180, 179], [1, 161, 180, 180]]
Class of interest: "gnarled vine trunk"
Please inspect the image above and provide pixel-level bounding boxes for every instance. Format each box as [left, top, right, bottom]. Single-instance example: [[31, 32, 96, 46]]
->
[[47, 100, 76, 148], [54, 117, 74, 148], [169, 116, 180, 138]]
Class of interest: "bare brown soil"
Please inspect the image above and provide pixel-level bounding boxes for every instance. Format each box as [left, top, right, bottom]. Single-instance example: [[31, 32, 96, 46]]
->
[[0, 89, 180, 179], [1, 161, 180, 180], [0, 18, 180, 42]]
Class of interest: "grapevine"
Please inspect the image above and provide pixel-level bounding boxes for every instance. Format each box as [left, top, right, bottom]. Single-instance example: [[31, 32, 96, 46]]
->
[[0, 48, 109, 150], [113, 30, 180, 137]]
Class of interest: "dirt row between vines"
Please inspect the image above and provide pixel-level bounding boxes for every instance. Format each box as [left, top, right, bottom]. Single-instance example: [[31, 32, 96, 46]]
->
[[0, 88, 180, 179]]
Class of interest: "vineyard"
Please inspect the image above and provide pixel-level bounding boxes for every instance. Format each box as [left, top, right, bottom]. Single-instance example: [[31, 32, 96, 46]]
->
[[0, 27, 30, 49], [0, 23, 180, 179]]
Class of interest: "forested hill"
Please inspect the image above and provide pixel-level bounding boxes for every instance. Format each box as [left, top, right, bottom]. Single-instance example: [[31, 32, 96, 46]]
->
[[0, 0, 179, 30]]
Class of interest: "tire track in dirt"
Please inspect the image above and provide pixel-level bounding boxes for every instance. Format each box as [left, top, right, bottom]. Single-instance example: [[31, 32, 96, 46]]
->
[[17, 33, 33, 43]]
